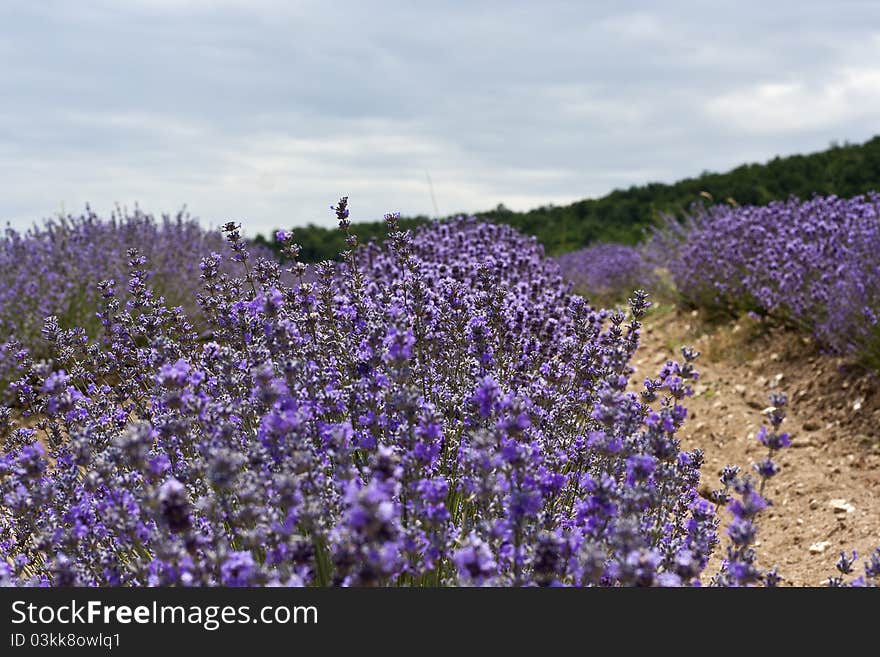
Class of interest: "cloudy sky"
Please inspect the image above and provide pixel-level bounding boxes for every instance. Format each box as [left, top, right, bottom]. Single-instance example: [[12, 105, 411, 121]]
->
[[2, 1, 880, 234]]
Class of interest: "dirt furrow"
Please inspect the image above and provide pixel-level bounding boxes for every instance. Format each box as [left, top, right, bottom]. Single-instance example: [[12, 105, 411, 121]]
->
[[636, 305, 880, 585]]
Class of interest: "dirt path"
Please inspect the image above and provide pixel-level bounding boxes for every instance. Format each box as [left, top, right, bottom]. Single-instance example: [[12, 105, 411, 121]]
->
[[636, 304, 880, 586]]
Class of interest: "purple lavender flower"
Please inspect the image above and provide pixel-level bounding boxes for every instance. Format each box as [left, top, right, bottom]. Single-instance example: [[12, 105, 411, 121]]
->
[[222, 551, 258, 586]]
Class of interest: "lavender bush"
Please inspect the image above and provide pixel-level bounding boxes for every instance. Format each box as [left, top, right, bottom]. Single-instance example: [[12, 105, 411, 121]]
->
[[556, 243, 656, 302], [649, 195, 880, 367], [0, 201, 727, 587]]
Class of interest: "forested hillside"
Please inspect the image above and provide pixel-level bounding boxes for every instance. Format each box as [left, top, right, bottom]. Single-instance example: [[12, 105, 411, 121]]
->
[[256, 136, 880, 260]]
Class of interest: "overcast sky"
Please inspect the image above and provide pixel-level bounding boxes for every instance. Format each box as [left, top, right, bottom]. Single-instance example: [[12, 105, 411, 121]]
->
[[2, 1, 880, 234]]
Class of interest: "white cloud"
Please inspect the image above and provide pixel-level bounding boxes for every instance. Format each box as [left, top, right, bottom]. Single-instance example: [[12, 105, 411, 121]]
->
[[598, 11, 665, 42], [705, 67, 880, 134], [2, 1, 880, 234]]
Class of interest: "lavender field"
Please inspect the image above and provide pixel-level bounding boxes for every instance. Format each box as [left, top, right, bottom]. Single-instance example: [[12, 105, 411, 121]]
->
[[1, 195, 877, 587]]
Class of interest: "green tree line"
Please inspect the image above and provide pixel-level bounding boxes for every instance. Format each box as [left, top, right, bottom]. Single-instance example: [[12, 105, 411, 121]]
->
[[254, 135, 880, 261]]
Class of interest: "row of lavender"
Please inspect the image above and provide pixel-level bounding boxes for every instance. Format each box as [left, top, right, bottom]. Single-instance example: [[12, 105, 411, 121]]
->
[[556, 243, 657, 304], [557, 194, 880, 369], [0, 200, 805, 586], [1, 209, 221, 342], [0, 210, 279, 397]]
